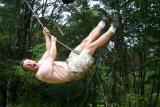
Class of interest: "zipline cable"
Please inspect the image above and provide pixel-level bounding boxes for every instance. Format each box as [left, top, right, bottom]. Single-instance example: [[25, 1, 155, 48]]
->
[[23, 0, 73, 51]]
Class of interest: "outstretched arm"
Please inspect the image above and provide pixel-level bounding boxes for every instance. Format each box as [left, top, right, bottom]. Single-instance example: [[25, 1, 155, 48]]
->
[[48, 36, 57, 61], [43, 27, 51, 51], [39, 27, 51, 61]]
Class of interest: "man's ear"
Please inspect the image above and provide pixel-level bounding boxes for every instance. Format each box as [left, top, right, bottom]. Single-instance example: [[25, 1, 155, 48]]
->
[[62, 0, 74, 4]]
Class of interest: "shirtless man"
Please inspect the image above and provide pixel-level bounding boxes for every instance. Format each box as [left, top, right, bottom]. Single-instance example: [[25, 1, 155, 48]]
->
[[20, 11, 121, 84]]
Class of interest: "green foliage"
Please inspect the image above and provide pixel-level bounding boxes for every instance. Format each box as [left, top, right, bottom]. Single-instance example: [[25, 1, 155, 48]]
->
[[0, 36, 9, 57], [31, 43, 45, 60], [0, 0, 160, 107]]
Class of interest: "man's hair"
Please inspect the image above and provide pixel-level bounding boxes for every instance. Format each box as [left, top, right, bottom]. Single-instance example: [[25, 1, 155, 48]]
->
[[20, 58, 29, 71]]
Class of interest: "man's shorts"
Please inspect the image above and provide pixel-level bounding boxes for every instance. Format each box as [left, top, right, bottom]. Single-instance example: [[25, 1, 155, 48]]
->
[[66, 47, 94, 81]]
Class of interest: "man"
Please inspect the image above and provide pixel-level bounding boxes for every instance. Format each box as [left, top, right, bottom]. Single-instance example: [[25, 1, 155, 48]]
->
[[20, 10, 121, 84]]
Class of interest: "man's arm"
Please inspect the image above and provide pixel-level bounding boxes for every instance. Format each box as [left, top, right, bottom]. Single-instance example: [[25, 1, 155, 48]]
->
[[43, 27, 51, 51], [48, 36, 57, 61], [39, 27, 51, 61]]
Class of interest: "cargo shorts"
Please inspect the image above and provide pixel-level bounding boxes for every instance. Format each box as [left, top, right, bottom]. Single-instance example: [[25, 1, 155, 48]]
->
[[66, 47, 94, 80]]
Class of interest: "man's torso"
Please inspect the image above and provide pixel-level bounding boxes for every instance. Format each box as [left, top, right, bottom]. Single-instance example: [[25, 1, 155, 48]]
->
[[36, 59, 72, 83]]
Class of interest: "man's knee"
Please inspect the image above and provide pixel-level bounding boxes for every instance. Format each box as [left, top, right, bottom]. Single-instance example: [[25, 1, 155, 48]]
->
[[84, 44, 97, 56], [79, 38, 91, 48]]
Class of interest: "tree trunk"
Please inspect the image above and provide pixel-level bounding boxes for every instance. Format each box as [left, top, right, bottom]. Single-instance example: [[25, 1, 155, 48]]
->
[[6, 81, 12, 107]]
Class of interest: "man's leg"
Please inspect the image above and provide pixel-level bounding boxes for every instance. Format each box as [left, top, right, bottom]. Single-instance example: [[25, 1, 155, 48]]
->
[[77, 9, 111, 49], [83, 12, 121, 56], [78, 24, 103, 49]]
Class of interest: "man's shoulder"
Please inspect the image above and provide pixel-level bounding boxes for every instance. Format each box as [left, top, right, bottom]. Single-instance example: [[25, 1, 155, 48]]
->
[[37, 59, 53, 73], [38, 57, 53, 63], [38, 58, 51, 65]]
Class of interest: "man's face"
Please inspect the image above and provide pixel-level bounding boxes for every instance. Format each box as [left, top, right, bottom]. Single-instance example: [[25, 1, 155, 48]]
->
[[23, 59, 39, 73]]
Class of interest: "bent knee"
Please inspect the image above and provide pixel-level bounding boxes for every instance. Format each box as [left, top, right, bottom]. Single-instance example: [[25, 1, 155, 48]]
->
[[84, 44, 97, 56], [79, 38, 92, 48]]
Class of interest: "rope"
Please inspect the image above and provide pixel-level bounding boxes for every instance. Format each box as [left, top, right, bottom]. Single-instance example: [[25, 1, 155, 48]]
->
[[23, 0, 73, 51]]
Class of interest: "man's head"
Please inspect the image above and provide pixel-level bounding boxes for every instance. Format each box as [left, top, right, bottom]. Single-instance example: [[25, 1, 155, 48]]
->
[[20, 58, 39, 73]]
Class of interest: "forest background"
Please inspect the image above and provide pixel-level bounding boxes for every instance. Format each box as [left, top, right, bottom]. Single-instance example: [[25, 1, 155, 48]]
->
[[0, 0, 159, 107]]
